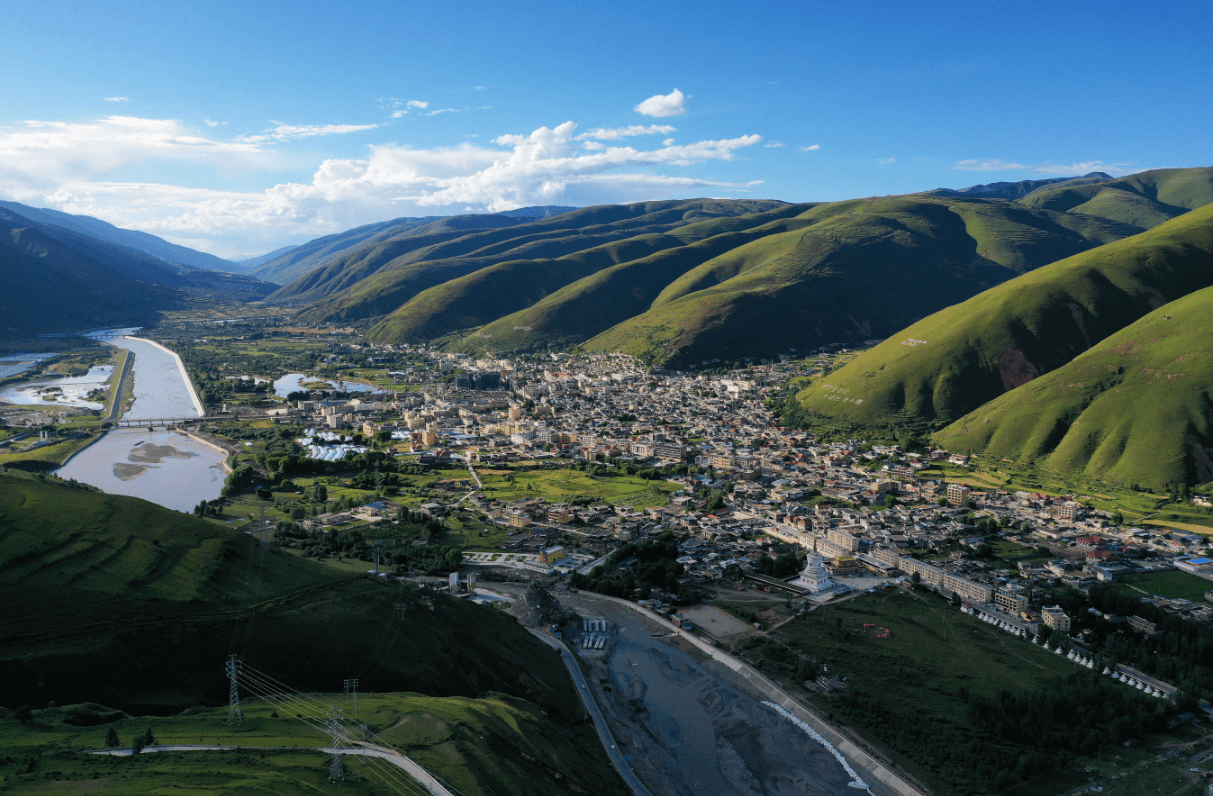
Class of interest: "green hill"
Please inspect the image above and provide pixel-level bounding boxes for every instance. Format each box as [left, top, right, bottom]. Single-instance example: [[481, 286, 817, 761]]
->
[[292, 199, 786, 325], [793, 202, 1213, 428], [370, 204, 811, 348], [1018, 167, 1213, 230], [933, 284, 1213, 489], [0, 473, 587, 729], [578, 194, 1135, 366]]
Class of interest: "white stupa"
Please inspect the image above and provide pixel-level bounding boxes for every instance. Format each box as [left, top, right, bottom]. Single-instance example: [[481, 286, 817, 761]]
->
[[793, 553, 834, 593]]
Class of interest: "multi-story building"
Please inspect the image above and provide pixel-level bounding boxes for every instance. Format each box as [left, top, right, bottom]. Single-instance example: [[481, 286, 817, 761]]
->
[[826, 527, 860, 553], [942, 573, 994, 604], [994, 583, 1028, 613], [947, 483, 972, 507], [1042, 605, 1071, 632]]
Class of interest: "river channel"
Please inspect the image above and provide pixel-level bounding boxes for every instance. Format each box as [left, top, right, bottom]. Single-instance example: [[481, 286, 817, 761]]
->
[[561, 594, 892, 796], [56, 334, 227, 512]]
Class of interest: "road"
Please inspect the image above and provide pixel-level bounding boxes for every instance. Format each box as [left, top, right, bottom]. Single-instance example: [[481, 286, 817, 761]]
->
[[90, 743, 454, 796], [528, 628, 655, 796]]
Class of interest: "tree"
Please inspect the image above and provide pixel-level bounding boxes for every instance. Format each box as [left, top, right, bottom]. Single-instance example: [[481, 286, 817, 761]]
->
[[105, 727, 120, 748], [131, 735, 145, 755], [15, 705, 32, 722], [143, 727, 155, 747]]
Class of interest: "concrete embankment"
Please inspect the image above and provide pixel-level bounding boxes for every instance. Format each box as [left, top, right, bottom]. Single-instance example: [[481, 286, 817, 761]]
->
[[184, 432, 233, 474], [567, 591, 928, 796]]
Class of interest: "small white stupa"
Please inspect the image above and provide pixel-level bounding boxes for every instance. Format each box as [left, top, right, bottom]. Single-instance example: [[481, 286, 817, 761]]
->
[[793, 552, 834, 593]]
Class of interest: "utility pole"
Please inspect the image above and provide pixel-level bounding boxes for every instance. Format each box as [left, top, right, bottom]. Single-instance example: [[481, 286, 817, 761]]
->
[[344, 678, 359, 720], [226, 655, 243, 725], [326, 702, 345, 781]]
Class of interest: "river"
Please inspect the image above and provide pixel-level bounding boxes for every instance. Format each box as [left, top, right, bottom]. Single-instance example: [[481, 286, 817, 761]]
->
[[560, 594, 887, 796], [56, 334, 227, 512]]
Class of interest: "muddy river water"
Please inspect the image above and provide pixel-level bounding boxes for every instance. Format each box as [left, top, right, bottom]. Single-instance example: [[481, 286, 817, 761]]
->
[[56, 334, 226, 512], [562, 595, 892, 796]]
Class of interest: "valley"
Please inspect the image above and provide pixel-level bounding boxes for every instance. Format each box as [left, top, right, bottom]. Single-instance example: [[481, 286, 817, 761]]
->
[[4, 166, 1213, 796]]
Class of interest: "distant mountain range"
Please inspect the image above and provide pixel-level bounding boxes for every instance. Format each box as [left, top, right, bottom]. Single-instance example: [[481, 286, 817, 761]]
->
[[247, 167, 1210, 371], [928, 172, 1113, 201], [249, 206, 577, 287], [0, 204, 276, 336], [0, 200, 244, 273]]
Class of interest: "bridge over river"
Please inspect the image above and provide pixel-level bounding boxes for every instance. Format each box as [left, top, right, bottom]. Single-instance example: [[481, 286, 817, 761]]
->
[[110, 416, 227, 428]]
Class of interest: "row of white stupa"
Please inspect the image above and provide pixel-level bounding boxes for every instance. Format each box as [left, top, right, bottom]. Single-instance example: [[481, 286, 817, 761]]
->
[[974, 611, 1170, 699]]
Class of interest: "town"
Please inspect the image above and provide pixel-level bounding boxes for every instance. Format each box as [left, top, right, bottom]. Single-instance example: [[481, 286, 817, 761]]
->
[[162, 330, 1213, 659]]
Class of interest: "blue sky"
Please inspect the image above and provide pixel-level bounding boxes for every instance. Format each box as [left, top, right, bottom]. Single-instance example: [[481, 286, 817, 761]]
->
[[1, 0, 1209, 258]]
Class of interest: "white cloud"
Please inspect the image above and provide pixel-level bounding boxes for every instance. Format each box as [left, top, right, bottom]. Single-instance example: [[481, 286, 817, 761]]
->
[[800, 144, 821, 151], [390, 100, 431, 118], [576, 124, 676, 141], [663, 138, 675, 146], [954, 158, 1026, 171], [954, 158, 1130, 175], [764, 141, 784, 148], [0, 116, 762, 258], [427, 108, 460, 116], [203, 118, 221, 127], [238, 122, 380, 143], [878, 157, 896, 165], [473, 85, 486, 91], [0, 116, 263, 189], [635, 88, 689, 118], [103, 97, 129, 103]]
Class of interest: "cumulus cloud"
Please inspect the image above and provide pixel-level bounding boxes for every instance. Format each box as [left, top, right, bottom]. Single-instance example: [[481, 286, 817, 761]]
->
[[800, 144, 821, 151], [635, 89, 689, 118], [0, 116, 762, 258], [576, 124, 676, 141], [663, 138, 675, 146], [0, 116, 262, 188], [103, 97, 129, 102]]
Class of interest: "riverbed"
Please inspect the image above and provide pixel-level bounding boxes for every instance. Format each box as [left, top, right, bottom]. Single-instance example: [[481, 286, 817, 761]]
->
[[0, 364, 113, 410], [56, 333, 224, 512], [58, 428, 228, 511], [561, 595, 890, 796]]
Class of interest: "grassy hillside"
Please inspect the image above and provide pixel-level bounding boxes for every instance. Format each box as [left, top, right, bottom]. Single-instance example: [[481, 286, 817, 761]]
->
[[290, 199, 785, 324], [0, 693, 629, 796], [1018, 166, 1213, 230], [372, 204, 811, 348], [579, 195, 1135, 366], [264, 214, 531, 300], [933, 284, 1213, 489], [794, 202, 1213, 429], [0, 473, 582, 728]]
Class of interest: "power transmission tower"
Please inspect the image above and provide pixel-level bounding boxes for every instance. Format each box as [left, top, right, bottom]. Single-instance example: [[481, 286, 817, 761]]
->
[[344, 678, 359, 720], [326, 702, 345, 781], [394, 602, 408, 621], [225, 655, 243, 725]]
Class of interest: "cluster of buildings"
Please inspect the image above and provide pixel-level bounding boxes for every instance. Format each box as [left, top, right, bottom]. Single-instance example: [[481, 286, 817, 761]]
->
[[254, 344, 1213, 634]]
